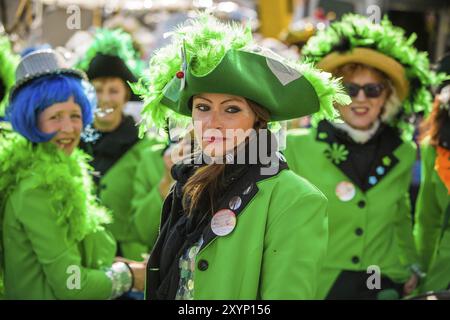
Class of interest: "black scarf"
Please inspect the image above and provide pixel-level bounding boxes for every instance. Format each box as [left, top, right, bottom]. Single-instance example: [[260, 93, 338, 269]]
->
[[318, 120, 402, 192], [79, 115, 139, 184], [331, 122, 387, 183]]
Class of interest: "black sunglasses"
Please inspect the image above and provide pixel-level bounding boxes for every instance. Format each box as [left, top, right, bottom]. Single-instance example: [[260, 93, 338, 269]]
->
[[344, 83, 385, 98]]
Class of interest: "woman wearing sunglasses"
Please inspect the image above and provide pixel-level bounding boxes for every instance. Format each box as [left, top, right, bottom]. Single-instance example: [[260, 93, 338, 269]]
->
[[285, 14, 444, 299]]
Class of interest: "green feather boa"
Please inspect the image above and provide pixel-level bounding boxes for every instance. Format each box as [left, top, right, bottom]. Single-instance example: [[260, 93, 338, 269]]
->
[[133, 13, 350, 135], [0, 134, 112, 295], [0, 36, 19, 117], [0, 134, 111, 242]]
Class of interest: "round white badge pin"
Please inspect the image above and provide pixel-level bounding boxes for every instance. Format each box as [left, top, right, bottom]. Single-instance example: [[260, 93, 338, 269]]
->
[[335, 181, 356, 202], [211, 209, 237, 236]]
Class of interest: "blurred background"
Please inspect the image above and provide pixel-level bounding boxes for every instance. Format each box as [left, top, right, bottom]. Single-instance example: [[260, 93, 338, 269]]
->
[[0, 0, 449, 63], [1, 0, 449, 214]]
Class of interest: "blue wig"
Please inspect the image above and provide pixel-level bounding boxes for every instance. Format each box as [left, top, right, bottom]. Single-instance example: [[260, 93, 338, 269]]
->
[[6, 74, 96, 143]]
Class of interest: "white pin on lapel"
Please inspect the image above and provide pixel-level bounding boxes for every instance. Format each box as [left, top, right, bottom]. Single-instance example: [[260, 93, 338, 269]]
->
[[335, 181, 356, 202], [211, 209, 237, 236]]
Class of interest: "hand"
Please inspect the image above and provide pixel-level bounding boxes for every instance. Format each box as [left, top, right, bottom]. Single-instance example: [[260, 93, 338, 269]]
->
[[159, 134, 193, 197], [141, 253, 150, 263], [114, 256, 131, 263], [403, 273, 419, 296], [164, 133, 193, 169], [163, 146, 176, 172], [128, 261, 146, 292], [158, 174, 174, 198], [158, 143, 181, 198]]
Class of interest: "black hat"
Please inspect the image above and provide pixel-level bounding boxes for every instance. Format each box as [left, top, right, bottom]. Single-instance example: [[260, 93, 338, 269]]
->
[[85, 53, 140, 101], [77, 28, 143, 102], [86, 53, 138, 83]]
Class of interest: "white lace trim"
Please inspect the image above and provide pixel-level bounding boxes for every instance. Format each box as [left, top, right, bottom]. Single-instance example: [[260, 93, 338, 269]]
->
[[331, 119, 381, 144]]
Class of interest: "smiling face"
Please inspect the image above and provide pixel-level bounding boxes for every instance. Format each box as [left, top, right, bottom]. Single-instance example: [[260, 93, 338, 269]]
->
[[92, 77, 129, 132], [336, 64, 390, 130], [37, 96, 83, 155], [192, 93, 257, 157]]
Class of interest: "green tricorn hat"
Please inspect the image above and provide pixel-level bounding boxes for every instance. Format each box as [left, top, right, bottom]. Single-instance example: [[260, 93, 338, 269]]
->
[[162, 47, 331, 121], [134, 14, 350, 136]]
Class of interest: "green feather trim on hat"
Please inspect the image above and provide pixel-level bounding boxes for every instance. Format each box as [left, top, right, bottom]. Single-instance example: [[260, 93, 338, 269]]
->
[[0, 36, 19, 117], [77, 28, 142, 78], [302, 13, 448, 139], [133, 13, 350, 137]]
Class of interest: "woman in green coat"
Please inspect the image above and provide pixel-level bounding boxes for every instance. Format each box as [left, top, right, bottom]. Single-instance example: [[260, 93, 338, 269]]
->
[[134, 14, 350, 300], [285, 14, 444, 299], [414, 53, 450, 293], [77, 29, 164, 261], [0, 49, 145, 299]]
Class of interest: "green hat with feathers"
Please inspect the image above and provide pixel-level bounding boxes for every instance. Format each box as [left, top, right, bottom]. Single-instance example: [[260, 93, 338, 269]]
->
[[302, 13, 449, 138], [0, 36, 19, 118], [133, 14, 351, 136], [77, 28, 143, 101]]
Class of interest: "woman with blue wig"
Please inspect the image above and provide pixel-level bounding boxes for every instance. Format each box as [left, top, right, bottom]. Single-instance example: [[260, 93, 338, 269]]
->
[[0, 49, 145, 299]]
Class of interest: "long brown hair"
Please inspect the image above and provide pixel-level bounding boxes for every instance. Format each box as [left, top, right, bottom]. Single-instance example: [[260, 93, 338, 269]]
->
[[182, 99, 270, 216], [419, 98, 448, 146]]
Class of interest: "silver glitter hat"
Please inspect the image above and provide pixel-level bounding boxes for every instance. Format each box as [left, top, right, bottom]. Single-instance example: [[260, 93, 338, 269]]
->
[[10, 49, 86, 100]]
